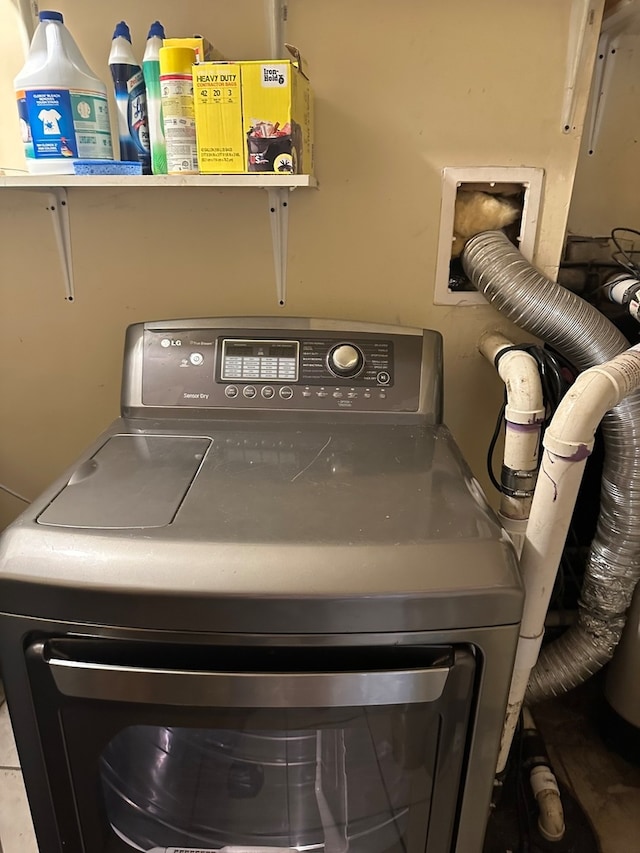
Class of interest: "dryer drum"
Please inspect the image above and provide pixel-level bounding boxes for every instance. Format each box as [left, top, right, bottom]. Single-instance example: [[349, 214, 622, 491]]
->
[[99, 713, 422, 852]]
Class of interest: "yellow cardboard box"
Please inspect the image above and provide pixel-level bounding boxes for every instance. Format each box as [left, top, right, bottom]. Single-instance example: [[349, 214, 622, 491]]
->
[[163, 37, 222, 63], [193, 62, 244, 173], [241, 47, 313, 175]]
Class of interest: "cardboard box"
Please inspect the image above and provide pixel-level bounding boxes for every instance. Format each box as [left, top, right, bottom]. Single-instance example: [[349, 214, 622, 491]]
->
[[240, 47, 313, 175], [163, 36, 222, 63], [193, 62, 244, 173]]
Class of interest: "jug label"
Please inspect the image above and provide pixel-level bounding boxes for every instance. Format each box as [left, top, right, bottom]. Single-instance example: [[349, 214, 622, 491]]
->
[[70, 91, 113, 158], [17, 88, 113, 160]]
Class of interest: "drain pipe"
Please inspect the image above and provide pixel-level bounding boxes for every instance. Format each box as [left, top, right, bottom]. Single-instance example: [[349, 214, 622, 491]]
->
[[606, 273, 640, 323], [521, 706, 565, 843], [495, 345, 640, 772], [463, 231, 640, 705], [479, 332, 545, 555]]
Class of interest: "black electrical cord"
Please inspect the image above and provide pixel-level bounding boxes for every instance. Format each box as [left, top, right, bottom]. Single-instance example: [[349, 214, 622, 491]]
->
[[611, 227, 640, 278], [514, 715, 533, 853], [487, 400, 506, 492]]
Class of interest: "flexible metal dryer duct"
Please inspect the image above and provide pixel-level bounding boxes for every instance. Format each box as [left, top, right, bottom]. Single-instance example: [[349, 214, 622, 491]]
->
[[462, 230, 640, 703]]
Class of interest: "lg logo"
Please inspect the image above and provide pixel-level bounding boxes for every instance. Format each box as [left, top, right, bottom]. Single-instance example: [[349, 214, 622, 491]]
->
[[160, 338, 182, 348]]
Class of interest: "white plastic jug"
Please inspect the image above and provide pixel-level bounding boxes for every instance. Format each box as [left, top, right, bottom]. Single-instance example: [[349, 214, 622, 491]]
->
[[15, 10, 113, 174]]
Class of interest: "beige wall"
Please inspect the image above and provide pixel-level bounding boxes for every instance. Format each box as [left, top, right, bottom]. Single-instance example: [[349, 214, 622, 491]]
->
[[0, 0, 602, 528], [569, 31, 640, 235]]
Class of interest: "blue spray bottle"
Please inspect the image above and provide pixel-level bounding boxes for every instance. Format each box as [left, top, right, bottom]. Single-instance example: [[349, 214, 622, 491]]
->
[[109, 21, 150, 172]]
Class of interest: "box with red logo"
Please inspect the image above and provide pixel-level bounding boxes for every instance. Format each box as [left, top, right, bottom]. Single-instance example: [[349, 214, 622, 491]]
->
[[241, 47, 313, 175]]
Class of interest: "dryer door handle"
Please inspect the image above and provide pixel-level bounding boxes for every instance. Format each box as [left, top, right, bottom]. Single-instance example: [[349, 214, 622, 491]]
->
[[46, 656, 451, 707]]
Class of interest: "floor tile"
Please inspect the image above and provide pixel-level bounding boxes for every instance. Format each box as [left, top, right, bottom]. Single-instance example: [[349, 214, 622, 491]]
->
[[0, 703, 19, 769], [0, 769, 37, 853]]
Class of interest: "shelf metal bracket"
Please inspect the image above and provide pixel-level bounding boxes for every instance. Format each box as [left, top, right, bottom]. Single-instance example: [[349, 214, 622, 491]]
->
[[19, 186, 74, 301], [15, 0, 38, 53], [585, 32, 619, 155], [264, 0, 290, 306], [562, 0, 598, 133], [583, 0, 640, 156], [267, 187, 290, 306], [46, 188, 74, 302]]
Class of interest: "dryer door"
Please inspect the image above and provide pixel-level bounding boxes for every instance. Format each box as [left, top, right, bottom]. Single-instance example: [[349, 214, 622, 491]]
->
[[25, 640, 476, 853]]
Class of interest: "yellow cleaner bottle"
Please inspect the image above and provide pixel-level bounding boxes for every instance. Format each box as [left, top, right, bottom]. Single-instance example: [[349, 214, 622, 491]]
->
[[14, 10, 113, 174], [159, 46, 198, 174], [142, 21, 167, 174]]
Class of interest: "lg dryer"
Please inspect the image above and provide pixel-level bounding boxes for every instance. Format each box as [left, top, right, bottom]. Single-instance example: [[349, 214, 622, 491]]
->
[[0, 317, 522, 853]]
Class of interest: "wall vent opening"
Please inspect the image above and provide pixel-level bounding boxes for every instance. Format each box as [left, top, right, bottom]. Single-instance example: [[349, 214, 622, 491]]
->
[[433, 167, 544, 305]]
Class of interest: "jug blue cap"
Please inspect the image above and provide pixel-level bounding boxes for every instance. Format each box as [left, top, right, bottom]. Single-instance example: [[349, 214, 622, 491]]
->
[[147, 21, 165, 39], [112, 21, 131, 42], [39, 11, 64, 22]]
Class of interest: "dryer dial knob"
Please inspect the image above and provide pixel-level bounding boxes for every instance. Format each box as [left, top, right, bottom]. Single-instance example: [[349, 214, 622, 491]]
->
[[328, 344, 363, 377]]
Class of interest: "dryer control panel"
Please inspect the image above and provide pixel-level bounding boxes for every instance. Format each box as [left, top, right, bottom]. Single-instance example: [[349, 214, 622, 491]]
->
[[125, 320, 442, 417]]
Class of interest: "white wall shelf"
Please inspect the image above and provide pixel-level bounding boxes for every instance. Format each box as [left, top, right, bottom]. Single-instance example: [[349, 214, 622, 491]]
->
[[0, 174, 316, 189], [0, 175, 316, 304], [7, 0, 306, 306]]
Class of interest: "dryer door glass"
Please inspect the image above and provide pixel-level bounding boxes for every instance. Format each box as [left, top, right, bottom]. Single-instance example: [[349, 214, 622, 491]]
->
[[101, 707, 438, 853], [29, 640, 475, 853]]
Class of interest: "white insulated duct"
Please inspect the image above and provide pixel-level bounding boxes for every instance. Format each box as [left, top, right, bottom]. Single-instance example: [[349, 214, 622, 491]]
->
[[462, 231, 640, 704]]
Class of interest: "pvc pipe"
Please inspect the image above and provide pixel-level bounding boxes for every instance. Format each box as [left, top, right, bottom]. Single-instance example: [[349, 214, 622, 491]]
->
[[265, 0, 286, 58], [531, 771, 565, 842], [606, 273, 640, 323], [497, 345, 640, 774], [479, 332, 545, 553], [464, 231, 640, 702], [500, 515, 529, 556], [16, 0, 37, 55], [522, 707, 566, 843]]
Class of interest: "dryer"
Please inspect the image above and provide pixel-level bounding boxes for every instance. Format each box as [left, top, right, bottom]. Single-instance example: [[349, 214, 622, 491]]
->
[[0, 318, 522, 853]]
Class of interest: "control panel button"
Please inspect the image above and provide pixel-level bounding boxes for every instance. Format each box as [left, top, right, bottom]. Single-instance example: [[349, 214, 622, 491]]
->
[[189, 352, 204, 366], [328, 343, 364, 378], [316, 391, 328, 398], [243, 385, 257, 398], [333, 390, 343, 398], [225, 385, 239, 399], [261, 386, 275, 399], [377, 371, 390, 385], [279, 386, 294, 399]]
